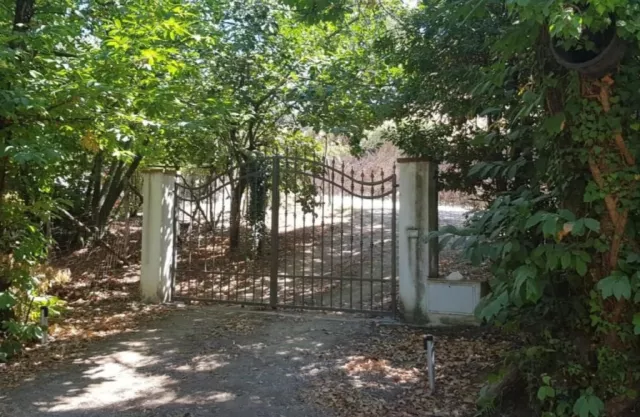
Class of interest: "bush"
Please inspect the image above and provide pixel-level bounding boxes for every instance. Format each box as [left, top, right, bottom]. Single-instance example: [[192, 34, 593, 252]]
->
[[386, 1, 640, 415], [0, 194, 66, 361]]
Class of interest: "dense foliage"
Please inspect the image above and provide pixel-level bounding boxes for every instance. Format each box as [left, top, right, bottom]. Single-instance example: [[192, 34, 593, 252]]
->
[[0, 0, 398, 360], [7, 0, 638, 415], [383, 0, 640, 415]]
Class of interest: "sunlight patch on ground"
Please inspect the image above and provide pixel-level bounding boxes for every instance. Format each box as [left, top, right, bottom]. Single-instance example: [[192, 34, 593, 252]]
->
[[175, 391, 236, 404], [37, 347, 233, 413], [342, 355, 421, 385], [174, 354, 229, 372], [42, 350, 172, 413]]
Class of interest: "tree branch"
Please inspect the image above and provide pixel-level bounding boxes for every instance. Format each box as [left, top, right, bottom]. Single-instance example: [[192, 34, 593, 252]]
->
[[57, 207, 129, 266]]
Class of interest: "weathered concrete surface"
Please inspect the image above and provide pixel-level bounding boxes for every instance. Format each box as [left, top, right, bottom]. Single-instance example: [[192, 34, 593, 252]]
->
[[140, 169, 175, 304], [0, 307, 377, 417], [398, 159, 438, 323]]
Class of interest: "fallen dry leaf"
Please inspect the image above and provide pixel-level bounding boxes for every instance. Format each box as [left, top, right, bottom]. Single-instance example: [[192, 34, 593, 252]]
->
[[301, 326, 516, 417]]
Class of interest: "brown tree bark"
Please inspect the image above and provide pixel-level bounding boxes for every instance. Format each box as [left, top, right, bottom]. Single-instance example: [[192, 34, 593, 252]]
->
[[582, 75, 639, 416], [96, 154, 143, 235], [89, 151, 105, 223], [229, 171, 248, 251]]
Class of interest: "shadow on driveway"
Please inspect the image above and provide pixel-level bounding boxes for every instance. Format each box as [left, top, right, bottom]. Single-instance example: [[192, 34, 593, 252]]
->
[[0, 307, 373, 417]]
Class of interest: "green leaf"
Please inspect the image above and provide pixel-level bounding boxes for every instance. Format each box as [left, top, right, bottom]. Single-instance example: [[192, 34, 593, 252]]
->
[[479, 291, 509, 321], [573, 393, 604, 417], [526, 278, 543, 302], [525, 212, 545, 229], [546, 248, 559, 271], [479, 107, 501, 116], [576, 258, 588, 277], [572, 219, 585, 236], [583, 218, 600, 233], [469, 162, 488, 178], [514, 264, 540, 302], [627, 253, 640, 264], [558, 209, 575, 221], [506, 163, 519, 179], [542, 216, 557, 237], [537, 385, 556, 401], [561, 252, 572, 270], [514, 264, 536, 287], [556, 400, 571, 415], [543, 112, 565, 134], [439, 235, 453, 250], [504, 241, 513, 254], [614, 277, 631, 300], [597, 275, 631, 300], [574, 250, 591, 262], [633, 313, 640, 336], [0, 292, 16, 310]]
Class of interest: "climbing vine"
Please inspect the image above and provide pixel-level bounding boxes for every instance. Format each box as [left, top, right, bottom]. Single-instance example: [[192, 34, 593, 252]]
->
[[386, 0, 640, 415]]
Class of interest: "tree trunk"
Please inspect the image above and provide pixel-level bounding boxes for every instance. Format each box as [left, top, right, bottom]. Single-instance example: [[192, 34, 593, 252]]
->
[[229, 167, 248, 251], [0, 274, 13, 327], [99, 160, 122, 205], [13, 0, 34, 32], [83, 155, 96, 214], [89, 151, 104, 222], [0, 142, 8, 220], [96, 155, 142, 234], [581, 76, 639, 417]]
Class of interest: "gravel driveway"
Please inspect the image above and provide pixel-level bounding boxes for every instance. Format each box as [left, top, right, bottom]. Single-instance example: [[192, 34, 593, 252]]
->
[[0, 307, 382, 417]]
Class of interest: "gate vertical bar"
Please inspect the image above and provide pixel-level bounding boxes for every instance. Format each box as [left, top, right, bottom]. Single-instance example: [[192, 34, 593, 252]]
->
[[380, 169, 385, 311], [391, 167, 397, 315], [270, 156, 281, 308], [171, 175, 178, 298]]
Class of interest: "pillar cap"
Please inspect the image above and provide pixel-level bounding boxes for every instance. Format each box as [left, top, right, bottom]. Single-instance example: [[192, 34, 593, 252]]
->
[[141, 167, 178, 174], [397, 157, 433, 163]]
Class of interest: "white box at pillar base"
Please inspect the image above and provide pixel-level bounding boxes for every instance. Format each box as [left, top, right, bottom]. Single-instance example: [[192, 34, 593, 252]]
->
[[425, 278, 488, 325]]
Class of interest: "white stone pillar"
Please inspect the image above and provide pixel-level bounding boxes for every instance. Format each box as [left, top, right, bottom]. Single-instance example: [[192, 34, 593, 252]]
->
[[140, 168, 176, 303], [397, 158, 438, 322]]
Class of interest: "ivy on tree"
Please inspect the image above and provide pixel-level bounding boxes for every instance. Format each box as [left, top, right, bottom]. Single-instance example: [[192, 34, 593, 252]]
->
[[381, 0, 640, 416]]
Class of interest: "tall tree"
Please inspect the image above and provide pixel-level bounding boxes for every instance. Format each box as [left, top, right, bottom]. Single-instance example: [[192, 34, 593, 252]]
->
[[171, 0, 400, 249], [0, 0, 202, 359], [0, 0, 401, 360], [383, 0, 640, 415]]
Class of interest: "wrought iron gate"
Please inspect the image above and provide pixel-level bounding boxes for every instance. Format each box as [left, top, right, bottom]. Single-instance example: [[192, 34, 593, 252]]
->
[[172, 156, 397, 315]]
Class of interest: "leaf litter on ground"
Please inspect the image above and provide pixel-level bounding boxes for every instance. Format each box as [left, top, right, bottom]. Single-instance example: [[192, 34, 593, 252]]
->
[[0, 232, 172, 389], [301, 325, 515, 417]]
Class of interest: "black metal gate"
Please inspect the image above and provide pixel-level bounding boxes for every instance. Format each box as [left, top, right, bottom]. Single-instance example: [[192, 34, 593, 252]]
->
[[172, 156, 397, 315]]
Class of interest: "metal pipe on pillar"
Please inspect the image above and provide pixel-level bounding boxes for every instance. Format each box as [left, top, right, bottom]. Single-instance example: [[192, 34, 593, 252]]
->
[[397, 157, 439, 322], [424, 334, 435, 392]]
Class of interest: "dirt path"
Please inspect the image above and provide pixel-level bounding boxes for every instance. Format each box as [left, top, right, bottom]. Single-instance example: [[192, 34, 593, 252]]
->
[[0, 307, 380, 417], [0, 306, 519, 417]]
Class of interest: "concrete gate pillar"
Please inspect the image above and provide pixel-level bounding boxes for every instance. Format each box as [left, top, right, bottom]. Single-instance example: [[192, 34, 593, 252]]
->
[[397, 157, 438, 322], [140, 168, 176, 303]]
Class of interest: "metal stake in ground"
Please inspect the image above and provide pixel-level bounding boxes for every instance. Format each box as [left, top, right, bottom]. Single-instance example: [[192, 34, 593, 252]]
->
[[40, 306, 49, 344], [424, 334, 435, 392]]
